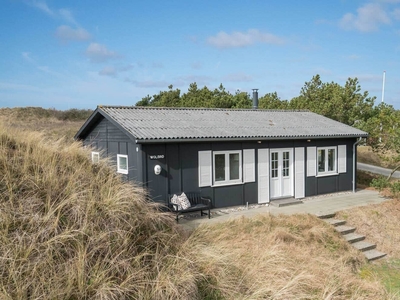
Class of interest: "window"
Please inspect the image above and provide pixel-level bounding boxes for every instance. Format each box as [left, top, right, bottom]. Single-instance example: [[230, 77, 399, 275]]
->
[[213, 151, 242, 185], [317, 147, 337, 176], [271, 152, 278, 178], [117, 154, 128, 174], [91, 152, 100, 163], [283, 151, 290, 177]]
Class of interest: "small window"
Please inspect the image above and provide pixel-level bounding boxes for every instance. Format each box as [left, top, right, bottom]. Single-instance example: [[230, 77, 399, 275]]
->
[[283, 151, 290, 177], [117, 154, 128, 174], [91, 152, 100, 163], [317, 147, 337, 176], [213, 150, 242, 186], [271, 152, 278, 178]]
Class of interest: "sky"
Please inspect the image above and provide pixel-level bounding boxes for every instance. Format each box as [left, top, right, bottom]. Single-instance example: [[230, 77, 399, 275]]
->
[[1, 0, 400, 110]]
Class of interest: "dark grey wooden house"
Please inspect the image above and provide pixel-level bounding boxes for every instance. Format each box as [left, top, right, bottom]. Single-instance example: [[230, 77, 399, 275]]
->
[[75, 105, 368, 208]]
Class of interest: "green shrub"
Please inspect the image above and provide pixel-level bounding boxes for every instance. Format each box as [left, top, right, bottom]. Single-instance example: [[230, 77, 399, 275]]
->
[[390, 181, 400, 197], [370, 176, 390, 191]]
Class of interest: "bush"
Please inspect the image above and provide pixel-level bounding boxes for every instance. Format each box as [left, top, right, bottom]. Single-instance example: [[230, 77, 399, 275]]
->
[[370, 176, 390, 191], [390, 181, 400, 198], [56, 108, 93, 121]]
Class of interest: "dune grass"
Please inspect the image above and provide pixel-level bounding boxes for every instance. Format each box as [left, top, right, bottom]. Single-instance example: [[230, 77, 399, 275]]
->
[[0, 124, 193, 299], [0, 115, 396, 299], [187, 214, 389, 300], [336, 198, 400, 298], [0, 107, 90, 141]]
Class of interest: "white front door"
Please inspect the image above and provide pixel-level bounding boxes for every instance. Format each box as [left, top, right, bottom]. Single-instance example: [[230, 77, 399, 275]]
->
[[270, 149, 293, 198]]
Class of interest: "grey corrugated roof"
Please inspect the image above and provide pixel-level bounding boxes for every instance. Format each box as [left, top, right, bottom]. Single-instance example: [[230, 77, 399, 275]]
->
[[97, 106, 368, 142]]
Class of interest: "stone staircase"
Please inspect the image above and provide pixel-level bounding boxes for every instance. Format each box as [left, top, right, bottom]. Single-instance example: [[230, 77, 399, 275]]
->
[[316, 212, 387, 261]]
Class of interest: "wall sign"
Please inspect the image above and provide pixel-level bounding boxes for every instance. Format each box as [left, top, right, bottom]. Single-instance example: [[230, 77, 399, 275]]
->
[[149, 154, 165, 160]]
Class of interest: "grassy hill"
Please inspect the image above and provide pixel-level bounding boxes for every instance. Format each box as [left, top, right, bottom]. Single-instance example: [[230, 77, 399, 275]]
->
[[0, 107, 92, 141], [0, 107, 398, 299]]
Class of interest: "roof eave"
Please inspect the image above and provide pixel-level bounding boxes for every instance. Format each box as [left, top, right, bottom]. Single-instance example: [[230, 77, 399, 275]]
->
[[136, 134, 368, 144], [75, 106, 139, 144]]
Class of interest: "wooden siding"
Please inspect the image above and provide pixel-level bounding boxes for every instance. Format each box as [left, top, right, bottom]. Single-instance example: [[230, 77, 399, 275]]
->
[[83, 117, 140, 182], [143, 138, 357, 208]]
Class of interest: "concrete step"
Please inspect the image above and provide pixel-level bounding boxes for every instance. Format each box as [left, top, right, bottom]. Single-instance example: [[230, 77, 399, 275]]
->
[[270, 198, 303, 207], [335, 225, 356, 235], [315, 212, 336, 219], [364, 249, 387, 261], [344, 233, 365, 243], [324, 218, 346, 226], [352, 241, 376, 252]]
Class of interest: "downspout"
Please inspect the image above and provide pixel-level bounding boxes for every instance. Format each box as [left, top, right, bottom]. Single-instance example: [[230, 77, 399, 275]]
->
[[353, 137, 363, 193]]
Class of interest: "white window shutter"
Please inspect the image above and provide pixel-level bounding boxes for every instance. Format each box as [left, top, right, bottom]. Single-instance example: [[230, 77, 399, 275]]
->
[[243, 149, 255, 183], [295, 147, 305, 199], [338, 145, 347, 173], [198, 151, 212, 187], [258, 148, 270, 203], [307, 146, 316, 177]]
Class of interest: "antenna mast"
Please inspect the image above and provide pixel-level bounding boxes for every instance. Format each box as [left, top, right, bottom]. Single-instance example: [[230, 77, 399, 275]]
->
[[382, 70, 386, 103]]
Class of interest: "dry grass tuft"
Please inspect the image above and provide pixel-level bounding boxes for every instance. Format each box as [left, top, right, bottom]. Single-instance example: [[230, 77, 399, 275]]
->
[[0, 123, 192, 299], [0, 107, 87, 142], [186, 214, 387, 299]]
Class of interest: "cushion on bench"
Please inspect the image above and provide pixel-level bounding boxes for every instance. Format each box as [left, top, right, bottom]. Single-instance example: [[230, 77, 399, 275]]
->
[[167, 192, 211, 222], [178, 192, 191, 210], [170, 194, 182, 211]]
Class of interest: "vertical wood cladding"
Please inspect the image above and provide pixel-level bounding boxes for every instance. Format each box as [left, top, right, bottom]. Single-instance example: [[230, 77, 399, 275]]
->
[[84, 118, 357, 208], [83, 117, 139, 182]]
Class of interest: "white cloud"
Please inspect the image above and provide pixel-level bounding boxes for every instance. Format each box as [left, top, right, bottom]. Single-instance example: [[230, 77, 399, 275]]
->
[[207, 29, 285, 49], [21, 52, 35, 63], [28, 1, 86, 28], [85, 43, 119, 63], [339, 3, 391, 32], [55, 25, 91, 42], [99, 66, 117, 77], [31, 0, 54, 16], [58, 8, 78, 26]]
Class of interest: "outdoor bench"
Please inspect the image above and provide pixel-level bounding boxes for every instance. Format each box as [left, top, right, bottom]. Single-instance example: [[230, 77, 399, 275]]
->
[[167, 192, 211, 223]]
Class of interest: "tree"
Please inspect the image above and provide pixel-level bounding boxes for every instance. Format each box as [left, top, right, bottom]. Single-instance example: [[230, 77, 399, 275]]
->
[[232, 90, 252, 109], [354, 102, 400, 179], [289, 75, 375, 126], [136, 85, 181, 107], [258, 92, 288, 109]]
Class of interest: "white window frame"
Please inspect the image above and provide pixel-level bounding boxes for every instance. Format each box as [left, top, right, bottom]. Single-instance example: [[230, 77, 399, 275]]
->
[[213, 150, 242, 186], [91, 151, 100, 163], [317, 146, 337, 176], [117, 154, 128, 174]]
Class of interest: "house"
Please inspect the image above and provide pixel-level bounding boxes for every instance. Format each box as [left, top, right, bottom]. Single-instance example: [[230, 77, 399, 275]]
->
[[75, 102, 368, 208]]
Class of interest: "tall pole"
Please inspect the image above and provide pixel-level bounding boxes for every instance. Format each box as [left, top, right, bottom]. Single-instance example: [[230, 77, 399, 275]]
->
[[380, 71, 386, 143], [382, 70, 386, 103]]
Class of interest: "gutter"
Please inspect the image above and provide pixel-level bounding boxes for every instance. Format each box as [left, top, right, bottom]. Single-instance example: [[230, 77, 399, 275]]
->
[[353, 137, 363, 193], [136, 135, 368, 144]]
